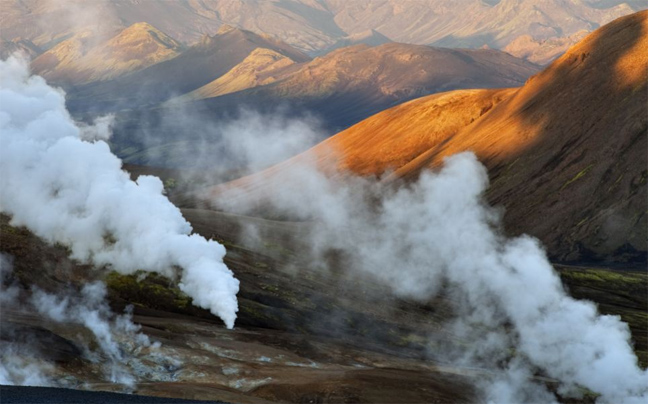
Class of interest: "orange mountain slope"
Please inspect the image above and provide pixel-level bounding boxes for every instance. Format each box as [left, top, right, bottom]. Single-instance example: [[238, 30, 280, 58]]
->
[[207, 11, 648, 263]]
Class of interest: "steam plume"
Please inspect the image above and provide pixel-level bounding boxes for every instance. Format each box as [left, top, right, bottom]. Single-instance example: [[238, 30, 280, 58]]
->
[[1, 252, 165, 387], [0, 56, 239, 328], [213, 147, 648, 402], [0, 254, 52, 387], [30, 282, 154, 386]]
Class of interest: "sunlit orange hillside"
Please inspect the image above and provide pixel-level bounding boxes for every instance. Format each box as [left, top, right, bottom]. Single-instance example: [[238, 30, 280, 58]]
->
[[209, 11, 648, 263]]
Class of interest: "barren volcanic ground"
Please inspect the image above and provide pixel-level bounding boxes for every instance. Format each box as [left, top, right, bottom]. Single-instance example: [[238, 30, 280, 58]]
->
[[1, 205, 646, 403]]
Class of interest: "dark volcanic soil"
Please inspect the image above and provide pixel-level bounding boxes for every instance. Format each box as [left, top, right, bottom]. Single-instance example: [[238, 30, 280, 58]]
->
[[0, 385, 221, 404], [1, 210, 646, 403]]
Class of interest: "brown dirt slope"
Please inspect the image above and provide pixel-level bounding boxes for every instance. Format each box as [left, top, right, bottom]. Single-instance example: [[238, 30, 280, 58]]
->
[[397, 10, 648, 263], [209, 11, 648, 263]]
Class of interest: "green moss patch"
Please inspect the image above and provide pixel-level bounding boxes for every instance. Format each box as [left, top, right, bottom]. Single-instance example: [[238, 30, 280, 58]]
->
[[105, 271, 193, 312]]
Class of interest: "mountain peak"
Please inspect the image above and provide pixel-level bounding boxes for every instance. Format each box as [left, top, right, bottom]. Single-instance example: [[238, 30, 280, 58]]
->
[[199, 33, 214, 45], [347, 29, 390, 41], [217, 24, 238, 35], [110, 22, 181, 50], [123, 21, 156, 32]]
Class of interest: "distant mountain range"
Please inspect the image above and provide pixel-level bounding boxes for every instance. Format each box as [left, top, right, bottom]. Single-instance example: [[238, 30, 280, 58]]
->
[[68, 25, 538, 169], [66, 24, 311, 111], [1, 0, 642, 64], [209, 11, 648, 263], [31, 22, 183, 85], [169, 39, 539, 129]]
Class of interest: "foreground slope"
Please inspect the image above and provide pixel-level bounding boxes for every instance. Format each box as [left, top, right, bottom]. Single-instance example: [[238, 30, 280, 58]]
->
[[209, 11, 648, 263], [398, 10, 648, 262], [2, 203, 646, 402]]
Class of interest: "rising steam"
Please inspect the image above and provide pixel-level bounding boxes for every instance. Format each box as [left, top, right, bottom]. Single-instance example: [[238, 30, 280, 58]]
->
[[0, 56, 239, 328], [0, 253, 166, 387], [212, 145, 648, 401], [30, 282, 155, 386]]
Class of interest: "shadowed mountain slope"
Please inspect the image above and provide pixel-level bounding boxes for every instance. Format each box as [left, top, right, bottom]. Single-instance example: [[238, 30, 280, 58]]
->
[[317, 29, 393, 55], [208, 11, 648, 263], [173, 43, 539, 132], [66, 26, 310, 113], [0, 38, 41, 60], [245, 43, 537, 100], [177, 48, 299, 100]]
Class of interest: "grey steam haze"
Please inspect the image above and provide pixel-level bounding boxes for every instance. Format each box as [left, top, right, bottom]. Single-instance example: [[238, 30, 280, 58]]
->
[[0, 253, 166, 387], [1, 54, 647, 402], [210, 150, 648, 402]]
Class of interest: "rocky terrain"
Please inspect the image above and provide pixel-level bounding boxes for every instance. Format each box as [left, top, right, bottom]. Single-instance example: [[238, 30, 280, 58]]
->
[[66, 25, 310, 112]]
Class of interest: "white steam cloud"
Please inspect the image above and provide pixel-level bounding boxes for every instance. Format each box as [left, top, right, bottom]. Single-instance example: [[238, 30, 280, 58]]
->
[[0, 56, 239, 328], [213, 147, 648, 401]]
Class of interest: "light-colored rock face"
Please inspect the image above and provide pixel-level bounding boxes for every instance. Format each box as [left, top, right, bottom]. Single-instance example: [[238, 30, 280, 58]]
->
[[503, 31, 591, 65], [30, 22, 183, 84], [1, 0, 640, 64]]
